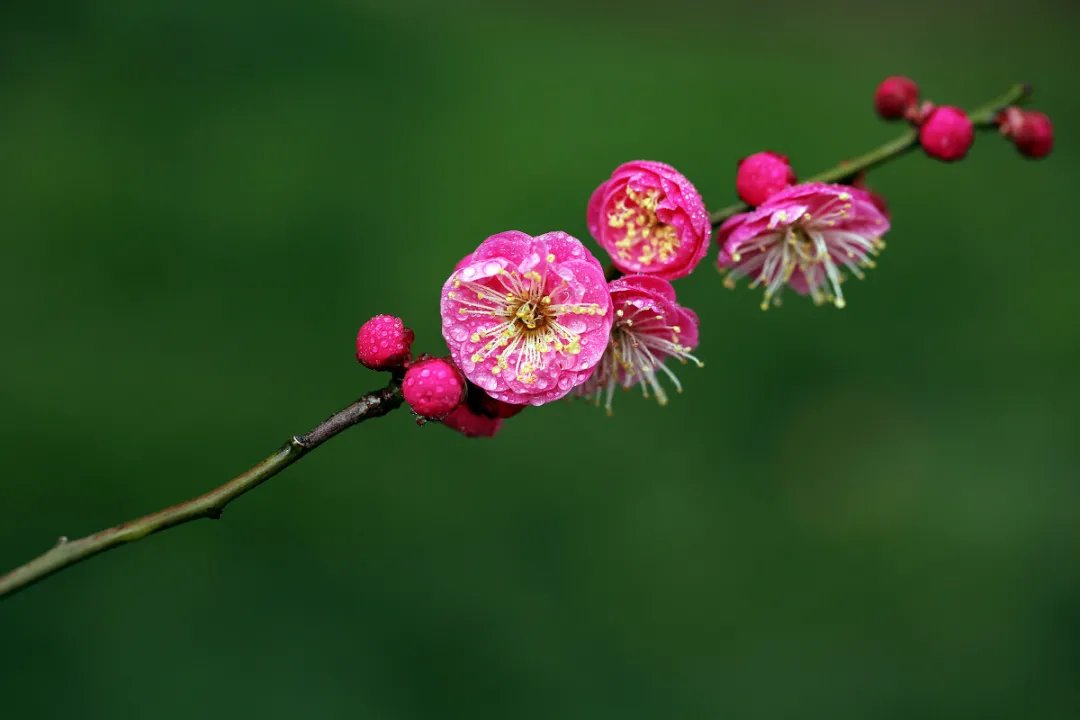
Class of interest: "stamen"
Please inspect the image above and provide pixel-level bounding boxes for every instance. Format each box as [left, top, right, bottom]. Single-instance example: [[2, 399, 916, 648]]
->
[[607, 188, 681, 266], [582, 300, 701, 412], [452, 266, 601, 383]]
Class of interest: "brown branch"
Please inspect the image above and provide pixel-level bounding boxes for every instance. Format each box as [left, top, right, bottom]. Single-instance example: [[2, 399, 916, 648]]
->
[[0, 380, 404, 600]]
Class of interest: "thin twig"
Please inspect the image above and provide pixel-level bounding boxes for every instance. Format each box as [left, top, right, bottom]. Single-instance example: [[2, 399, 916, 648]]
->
[[709, 83, 1032, 227], [0, 380, 403, 600]]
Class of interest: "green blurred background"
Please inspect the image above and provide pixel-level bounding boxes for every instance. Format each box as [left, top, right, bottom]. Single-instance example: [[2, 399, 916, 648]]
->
[[2, 1, 1078, 717]]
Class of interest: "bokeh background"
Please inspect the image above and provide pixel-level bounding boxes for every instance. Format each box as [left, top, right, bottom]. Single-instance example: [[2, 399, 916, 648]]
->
[[2, 1, 1078, 717]]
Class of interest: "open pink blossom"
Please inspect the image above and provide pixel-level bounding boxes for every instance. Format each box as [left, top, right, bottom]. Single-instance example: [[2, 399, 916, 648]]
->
[[577, 275, 701, 414], [441, 230, 613, 406], [716, 182, 890, 309], [587, 160, 710, 279]]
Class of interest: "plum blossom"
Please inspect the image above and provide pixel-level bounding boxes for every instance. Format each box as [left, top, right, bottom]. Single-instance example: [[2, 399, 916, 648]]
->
[[587, 160, 710, 280], [441, 230, 613, 406], [717, 182, 890, 309], [577, 275, 701, 414]]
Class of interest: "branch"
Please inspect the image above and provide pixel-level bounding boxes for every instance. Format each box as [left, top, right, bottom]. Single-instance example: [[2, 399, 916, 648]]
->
[[0, 380, 404, 600], [708, 82, 1032, 227], [0, 82, 1036, 601]]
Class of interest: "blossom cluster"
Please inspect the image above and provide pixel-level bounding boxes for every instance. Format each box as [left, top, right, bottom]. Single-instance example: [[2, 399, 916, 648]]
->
[[352, 77, 1054, 438]]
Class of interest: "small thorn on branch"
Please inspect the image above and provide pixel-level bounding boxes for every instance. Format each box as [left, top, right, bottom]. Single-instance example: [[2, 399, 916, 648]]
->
[[55, 536, 68, 547], [206, 508, 224, 521]]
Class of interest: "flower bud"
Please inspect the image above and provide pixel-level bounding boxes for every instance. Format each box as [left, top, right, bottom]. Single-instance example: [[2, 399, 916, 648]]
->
[[874, 76, 919, 120], [355, 315, 414, 370], [735, 151, 796, 207], [919, 106, 974, 162], [999, 107, 1053, 159], [402, 357, 467, 420], [441, 403, 502, 438]]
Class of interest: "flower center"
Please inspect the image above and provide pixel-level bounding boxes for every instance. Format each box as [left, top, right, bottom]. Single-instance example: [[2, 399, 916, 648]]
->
[[607, 187, 680, 266], [448, 263, 605, 385], [786, 225, 824, 264], [513, 298, 547, 331]]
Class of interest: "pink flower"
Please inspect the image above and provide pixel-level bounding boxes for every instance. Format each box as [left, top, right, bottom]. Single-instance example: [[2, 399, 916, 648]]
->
[[587, 160, 710, 280], [441, 230, 613, 406], [716, 182, 890, 309], [577, 275, 701, 414]]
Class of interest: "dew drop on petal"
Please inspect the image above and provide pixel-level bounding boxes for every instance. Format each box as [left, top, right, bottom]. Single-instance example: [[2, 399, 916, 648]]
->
[[450, 326, 469, 342]]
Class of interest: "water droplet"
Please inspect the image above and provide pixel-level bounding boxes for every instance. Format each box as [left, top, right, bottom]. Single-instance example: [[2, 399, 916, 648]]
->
[[558, 377, 573, 390], [450, 326, 469, 342], [461, 267, 476, 279], [483, 261, 501, 276]]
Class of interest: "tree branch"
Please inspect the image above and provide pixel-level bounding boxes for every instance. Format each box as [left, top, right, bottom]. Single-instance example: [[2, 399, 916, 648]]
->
[[0, 380, 404, 600], [0, 83, 1036, 601], [709, 82, 1032, 227]]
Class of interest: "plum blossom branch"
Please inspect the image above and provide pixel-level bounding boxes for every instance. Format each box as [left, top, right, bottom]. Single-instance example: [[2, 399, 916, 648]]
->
[[0, 81, 1048, 600], [708, 82, 1032, 227], [0, 381, 403, 600]]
